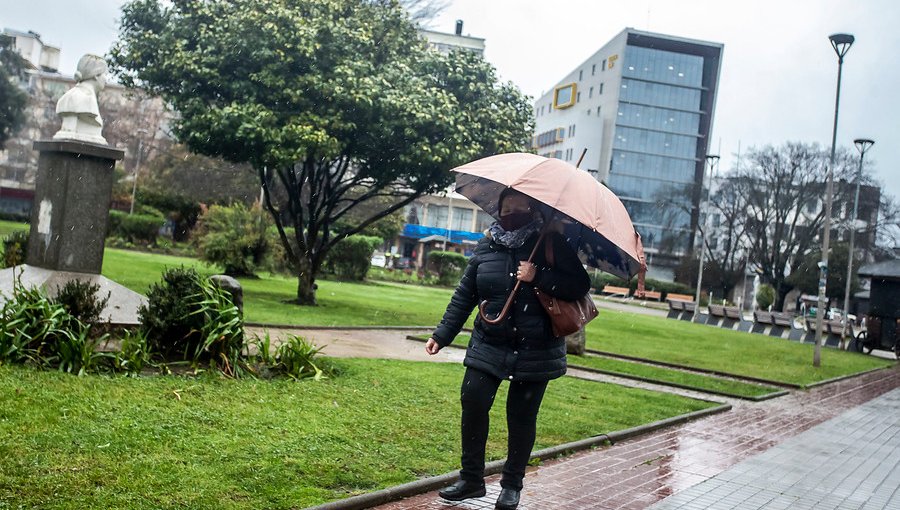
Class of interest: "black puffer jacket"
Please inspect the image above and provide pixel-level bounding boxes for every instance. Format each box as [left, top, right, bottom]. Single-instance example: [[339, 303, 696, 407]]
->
[[432, 231, 591, 382]]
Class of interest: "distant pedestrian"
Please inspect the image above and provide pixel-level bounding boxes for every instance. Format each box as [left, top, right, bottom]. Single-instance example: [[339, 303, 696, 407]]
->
[[425, 189, 590, 510]]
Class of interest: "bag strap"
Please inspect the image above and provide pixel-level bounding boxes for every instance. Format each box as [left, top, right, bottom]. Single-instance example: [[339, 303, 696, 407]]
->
[[478, 232, 547, 325]]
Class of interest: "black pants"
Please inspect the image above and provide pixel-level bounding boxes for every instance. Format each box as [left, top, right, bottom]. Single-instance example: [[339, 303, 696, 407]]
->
[[459, 367, 549, 490]]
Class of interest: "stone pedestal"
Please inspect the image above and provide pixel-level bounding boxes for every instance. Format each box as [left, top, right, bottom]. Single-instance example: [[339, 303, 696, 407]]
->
[[0, 140, 146, 326], [26, 140, 123, 273]]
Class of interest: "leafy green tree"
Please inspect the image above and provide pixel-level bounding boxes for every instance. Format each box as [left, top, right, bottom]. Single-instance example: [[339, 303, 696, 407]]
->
[[756, 284, 775, 310], [0, 34, 28, 145], [111, 0, 532, 305]]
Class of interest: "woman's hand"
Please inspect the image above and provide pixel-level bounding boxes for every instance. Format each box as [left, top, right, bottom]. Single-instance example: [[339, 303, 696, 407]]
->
[[516, 261, 537, 283], [425, 338, 441, 355]]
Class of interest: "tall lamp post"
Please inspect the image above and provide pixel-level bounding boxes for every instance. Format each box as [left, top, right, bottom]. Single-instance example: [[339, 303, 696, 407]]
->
[[693, 154, 719, 322], [814, 33, 854, 367], [840, 138, 874, 345]]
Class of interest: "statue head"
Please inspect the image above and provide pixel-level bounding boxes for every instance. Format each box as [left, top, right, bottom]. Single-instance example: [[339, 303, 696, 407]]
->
[[74, 54, 107, 90]]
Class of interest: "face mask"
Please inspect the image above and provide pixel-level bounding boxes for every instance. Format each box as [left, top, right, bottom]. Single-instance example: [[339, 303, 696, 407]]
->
[[499, 211, 533, 231]]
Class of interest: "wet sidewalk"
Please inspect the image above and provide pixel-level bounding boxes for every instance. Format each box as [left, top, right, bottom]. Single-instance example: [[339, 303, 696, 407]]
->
[[373, 366, 900, 510]]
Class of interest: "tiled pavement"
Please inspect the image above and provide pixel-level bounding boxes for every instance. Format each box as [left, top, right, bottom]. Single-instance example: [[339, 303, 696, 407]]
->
[[374, 366, 900, 510]]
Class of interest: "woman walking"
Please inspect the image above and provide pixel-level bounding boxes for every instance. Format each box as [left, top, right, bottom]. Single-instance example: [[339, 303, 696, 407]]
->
[[425, 189, 590, 510]]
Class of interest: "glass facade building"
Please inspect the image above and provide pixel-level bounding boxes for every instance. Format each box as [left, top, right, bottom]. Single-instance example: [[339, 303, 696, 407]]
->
[[532, 29, 722, 273]]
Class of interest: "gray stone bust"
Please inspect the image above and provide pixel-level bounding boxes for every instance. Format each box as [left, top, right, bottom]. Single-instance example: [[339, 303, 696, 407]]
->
[[53, 54, 108, 145]]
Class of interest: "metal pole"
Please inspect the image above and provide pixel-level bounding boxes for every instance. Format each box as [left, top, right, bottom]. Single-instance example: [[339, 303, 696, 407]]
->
[[814, 34, 853, 367], [444, 194, 453, 251], [840, 139, 873, 346], [129, 137, 143, 215], [693, 155, 719, 322]]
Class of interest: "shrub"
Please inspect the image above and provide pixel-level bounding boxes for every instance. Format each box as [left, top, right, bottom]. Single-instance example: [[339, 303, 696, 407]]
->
[[0, 281, 73, 365], [757, 283, 776, 310], [323, 235, 382, 281], [53, 322, 112, 376], [109, 210, 163, 244], [139, 267, 207, 358], [2, 230, 28, 268], [194, 203, 270, 276], [114, 329, 153, 375], [270, 334, 334, 380], [52, 280, 110, 326], [138, 267, 246, 375], [428, 250, 468, 286]]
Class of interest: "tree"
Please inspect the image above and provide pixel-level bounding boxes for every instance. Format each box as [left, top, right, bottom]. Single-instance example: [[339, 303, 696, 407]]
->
[[786, 242, 860, 301], [142, 144, 261, 205], [728, 143, 862, 310], [0, 34, 28, 145], [111, 0, 533, 305]]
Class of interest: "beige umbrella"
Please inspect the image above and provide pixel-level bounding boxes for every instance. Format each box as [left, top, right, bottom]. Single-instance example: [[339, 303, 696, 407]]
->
[[453, 152, 647, 281]]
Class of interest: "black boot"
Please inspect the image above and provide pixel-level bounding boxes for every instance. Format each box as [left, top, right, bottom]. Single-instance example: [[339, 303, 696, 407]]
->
[[495, 488, 520, 510], [438, 479, 486, 501]]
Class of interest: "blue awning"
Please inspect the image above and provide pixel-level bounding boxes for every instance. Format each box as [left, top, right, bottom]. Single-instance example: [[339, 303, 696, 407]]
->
[[402, 224, 484, 244]]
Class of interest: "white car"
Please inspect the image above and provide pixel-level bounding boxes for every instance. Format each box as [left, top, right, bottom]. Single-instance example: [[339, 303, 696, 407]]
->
[[370, 253, 387, 267]]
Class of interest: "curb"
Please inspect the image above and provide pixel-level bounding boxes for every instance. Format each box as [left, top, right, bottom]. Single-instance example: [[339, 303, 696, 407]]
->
[[804, 365, 894, 389], [567, 364, 788, 402], [245, 323, 433, 331], [303, 403, 731, 510], [585, 349, 802, 389]]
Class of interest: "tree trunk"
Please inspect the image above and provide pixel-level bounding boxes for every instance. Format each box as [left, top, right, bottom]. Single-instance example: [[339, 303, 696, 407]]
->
[[295, 256, 318, 306]]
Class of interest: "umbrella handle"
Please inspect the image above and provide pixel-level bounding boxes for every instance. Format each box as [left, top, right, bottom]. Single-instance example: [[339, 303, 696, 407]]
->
[[477, 233, 547, 325]]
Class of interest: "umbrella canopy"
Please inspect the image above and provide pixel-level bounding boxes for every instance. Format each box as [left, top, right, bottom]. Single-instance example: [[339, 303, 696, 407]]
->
[[452, 152, 646, 280]]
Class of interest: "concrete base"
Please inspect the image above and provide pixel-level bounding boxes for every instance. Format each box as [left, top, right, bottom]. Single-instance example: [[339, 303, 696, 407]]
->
[[0, 265, 146, 326]]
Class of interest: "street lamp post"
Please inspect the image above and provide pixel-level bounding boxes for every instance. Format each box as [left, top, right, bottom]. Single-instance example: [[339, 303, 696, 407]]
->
[[814, 33, 854, 367], [129, 128, 149, 215], [840, 138, 874, 345], [693, 154, 719, 322]]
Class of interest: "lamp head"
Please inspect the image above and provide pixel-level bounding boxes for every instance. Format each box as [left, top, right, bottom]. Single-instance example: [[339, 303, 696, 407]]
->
[[829, 33, 855, 59], [853, 138, 874, 154]]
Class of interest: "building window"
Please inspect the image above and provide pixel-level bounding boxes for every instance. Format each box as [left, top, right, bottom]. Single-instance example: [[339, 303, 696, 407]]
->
[[576, 91, 581, 103], [597, 106, 601, 116], [599, 82, 604, 94], [589, 86, 593, 98], [571, 124, 576, 136], [579, 69, 583, 81], [553, 83, 577, 109], [602, 59, 606, 70], [592, 64, 596, 75]]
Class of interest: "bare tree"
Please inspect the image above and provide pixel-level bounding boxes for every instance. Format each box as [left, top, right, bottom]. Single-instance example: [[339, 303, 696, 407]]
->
[[400, 0, 450, 25]]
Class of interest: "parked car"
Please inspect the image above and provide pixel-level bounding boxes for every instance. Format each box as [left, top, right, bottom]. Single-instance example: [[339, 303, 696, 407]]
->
[[370, 252, 386, 267]]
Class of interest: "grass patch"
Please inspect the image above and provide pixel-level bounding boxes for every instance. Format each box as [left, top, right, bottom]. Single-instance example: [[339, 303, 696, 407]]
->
[[585, 310, 894, 386], [568, 354, 779, 398], [0, 219, 28, 240], [0, 359, 714, 508]]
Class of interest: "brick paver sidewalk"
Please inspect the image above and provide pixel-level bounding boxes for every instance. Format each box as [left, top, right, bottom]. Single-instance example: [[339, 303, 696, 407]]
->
[[648, 385, 900, 510], [374, 366, 900, 510]]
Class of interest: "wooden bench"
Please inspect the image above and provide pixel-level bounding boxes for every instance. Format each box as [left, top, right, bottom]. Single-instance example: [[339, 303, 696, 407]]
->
[[635, 290, 662, 301], [667, 293, 693, 302], [679, 301, 697, 321], [601, 285, 631, 298], [802, 318, 843, 347]]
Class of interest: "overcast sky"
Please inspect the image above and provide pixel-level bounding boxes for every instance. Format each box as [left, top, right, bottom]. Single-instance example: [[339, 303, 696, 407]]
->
[[3, 0, 898, 200]]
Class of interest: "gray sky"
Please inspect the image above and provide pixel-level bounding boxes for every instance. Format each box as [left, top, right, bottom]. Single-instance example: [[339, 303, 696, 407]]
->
[[3, 0, 898, 201]]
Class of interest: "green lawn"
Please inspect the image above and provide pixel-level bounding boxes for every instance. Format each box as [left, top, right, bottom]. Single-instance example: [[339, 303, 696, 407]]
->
[[0, 219, 28, 239], [0, 359, 714, 509], [584, 310, 893, 386], [569, 354, 779, 398]]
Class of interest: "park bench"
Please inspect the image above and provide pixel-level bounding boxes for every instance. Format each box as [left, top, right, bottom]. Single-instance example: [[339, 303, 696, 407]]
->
[[667, 293, 693, 302], [679, 301, 697, 321], [666, 298, 685, 319], [601, 285, 631, 298], [770, 312, 799, 339], [706, 304, 726, 327], [802, 318, 843, 347], [635, 290, 662, 301], [722, 306, 745, 330], [752, 310, 776, 335]]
